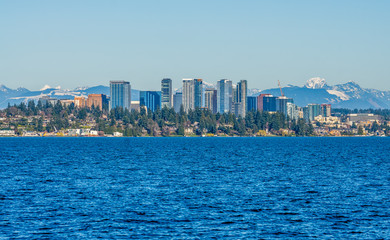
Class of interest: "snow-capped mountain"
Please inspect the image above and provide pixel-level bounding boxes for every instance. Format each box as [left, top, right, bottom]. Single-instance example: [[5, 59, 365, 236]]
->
[[304, 77, 328, 89], [256, 78, 390, 109], [0, 85, 139, 109], [1, 78, 390, 109], [248, 88, 262, 96]]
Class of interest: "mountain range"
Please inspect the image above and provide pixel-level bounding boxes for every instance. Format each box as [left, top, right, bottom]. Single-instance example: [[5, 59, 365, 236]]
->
[[1, 78, 389, 109]]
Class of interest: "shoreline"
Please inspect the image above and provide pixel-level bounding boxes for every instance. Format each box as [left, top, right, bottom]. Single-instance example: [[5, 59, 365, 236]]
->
[[0, 135, 387, 138]]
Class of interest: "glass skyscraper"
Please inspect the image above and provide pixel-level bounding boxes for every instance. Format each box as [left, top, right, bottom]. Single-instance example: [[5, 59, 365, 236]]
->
[[173, 92, 183, 113], [182, 79, 194, 112], [258, 94, 277, 112], [234, 80, 247, 116], [217, 79, 233, 113], [247, 96, 257, 112], [140, 91, 161, 112], [304, 103, 321, 122], [109, 81, 131, 110], [205, 89, 217, 114], [277, 96, 294, 116], [182, 78, 203, 112], [194, 79, 203, 108], [161, 78, 172, 108], [321, 104, 331, 117]]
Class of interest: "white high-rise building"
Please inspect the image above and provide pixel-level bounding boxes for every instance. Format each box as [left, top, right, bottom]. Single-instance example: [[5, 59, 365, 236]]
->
[[217, 79, 233, 113], [182, 79, 194, 112], [182, 78, 203, 112], [205, 89, 217, 114], [287, 102, 300, 120]]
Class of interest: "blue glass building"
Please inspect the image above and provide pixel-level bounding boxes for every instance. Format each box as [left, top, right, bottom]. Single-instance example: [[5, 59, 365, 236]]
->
[[194, 79, 203, 108], [247, 96, 257, 112], [262, 95, 277, 112], [217, 79, 233, 113], [110, 81, 131, 110], [173, 92, 183, 113], [277, 96, 294, 116], [140, 91, 161, 112]]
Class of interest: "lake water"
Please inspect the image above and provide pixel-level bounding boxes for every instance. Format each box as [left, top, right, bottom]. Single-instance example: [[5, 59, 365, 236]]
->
[[0, 137, 389, 239]]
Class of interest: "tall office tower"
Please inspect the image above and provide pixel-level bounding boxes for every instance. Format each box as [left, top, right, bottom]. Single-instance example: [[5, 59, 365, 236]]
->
[[303, 107, 309, 122], [161, 78, 173, 108], [321, 104, 331, 117], [257, 94, 277, 112], [205, 89, 217, 114], [87, 94, 108, 110], [140, 91, 161, 112], [287, 102, 300, 120], [110, 81, 131, 110], [194, 79, 203, 108], [217, 79, 233, 113], [182, 79, 194, 112], [232, 85, 237, 115], [233, 80, 247, 117], [247, 96, 257, 112], [304, 103, 321, 122], [277, 96, 294, 116], [173, 92, 183, 113]]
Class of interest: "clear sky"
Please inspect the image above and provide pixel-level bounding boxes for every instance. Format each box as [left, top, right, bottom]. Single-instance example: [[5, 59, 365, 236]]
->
[[1, 0, 389, 91]]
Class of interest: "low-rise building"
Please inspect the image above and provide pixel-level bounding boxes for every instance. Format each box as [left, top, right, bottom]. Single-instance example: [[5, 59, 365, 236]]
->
[[314, 115, 340, 126], [90, 130, 99, 136], [68, 129, 81, 136], [348, 113, 381, 125], [60, 99, 74, 107], [0, 130, 16, 136], [131, 101, 140, 112], [113, 132, 123, 137], [39, 96, 58, 106]]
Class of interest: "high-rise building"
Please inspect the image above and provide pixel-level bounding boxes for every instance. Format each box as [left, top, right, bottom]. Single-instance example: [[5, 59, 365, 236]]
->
[[257, 94, 277, 112], [304, 104, 321, 122], [321, 104, 331, 117], [110, 81, 131, 110], [233, 80, 247, 116], [287, 102, 300, 120], [87, 94, 108, 110], [173, 92, 183, 113], [74, 96, 86, 108], [277, 96, 294, 116], [140, 91, 161, 112], [194, 79, 203, 108], [205, 89, 217, 114], [247, 96, 257, 112], [182, 78, 203, 112], [182, 79, 194, 112], [161, 78, 172, 108], [217, 79, 233, 113]]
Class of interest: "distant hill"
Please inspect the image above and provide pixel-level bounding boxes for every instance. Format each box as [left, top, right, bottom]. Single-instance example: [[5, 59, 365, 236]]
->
[[0, 85, 140, 109], [1, 78, 390, 109], [255, 78, 390, 109]]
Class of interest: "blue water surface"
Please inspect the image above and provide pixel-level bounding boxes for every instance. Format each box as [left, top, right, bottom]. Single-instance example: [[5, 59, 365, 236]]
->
[[0, 137, 389, 239]]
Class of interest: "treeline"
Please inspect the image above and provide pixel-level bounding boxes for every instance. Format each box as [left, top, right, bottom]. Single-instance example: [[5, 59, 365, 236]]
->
[[2, 100, 314, 136]]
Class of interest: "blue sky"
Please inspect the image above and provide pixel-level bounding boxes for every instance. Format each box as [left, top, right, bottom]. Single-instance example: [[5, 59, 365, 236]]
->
[[1, 0, 389, 91]]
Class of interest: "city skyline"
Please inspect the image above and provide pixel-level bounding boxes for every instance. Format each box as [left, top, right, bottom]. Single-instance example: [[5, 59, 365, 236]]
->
[[1, 1, 390, 91]]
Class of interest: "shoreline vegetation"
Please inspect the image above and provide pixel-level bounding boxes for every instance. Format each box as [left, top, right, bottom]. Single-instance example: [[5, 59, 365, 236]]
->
[[1, 100, 389, 137]]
